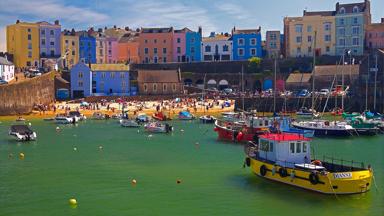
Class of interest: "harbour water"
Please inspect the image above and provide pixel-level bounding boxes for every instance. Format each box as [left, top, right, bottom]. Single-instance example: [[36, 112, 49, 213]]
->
[[0, 119, 383, 215]]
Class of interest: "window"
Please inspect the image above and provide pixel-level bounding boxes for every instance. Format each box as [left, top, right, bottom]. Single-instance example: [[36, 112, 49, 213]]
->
[[163, 48, 167, 54], [353, 6, 359, 13], [110, 72, 115, 78], [303, 142, 307, 153], [50, 50, 55, 57], [145, 57, 149, 63], [99, 49, 103, 55], [65, 40, 69, 44], [172, 83, 177, 91], [154, 57, 158, 63], [238, 38, 244, 45], [324, 22, 331, 31], [270, 33, 277, 40], [163, 39, 166, 43], [163, 57, 167, 63], [177, 56, 181, 62], [191, 38, 195, 43], [163, 84, 167, 91], [41, 30, 45, 35], [352, 26, 360, 35], [260, 140, 269, 152], [50, 41, 55, 46], [326, 46, 330, 52], [353, 17, 358, 24], [144, 48, 148, 54], [223, 45, 229, 52], [191, 47, 195, 53], [307, 26, 312, 32], [78, 81, 83, 87], [28, 34, 31, 40], [251, 48, 256, 56], [339, 38, 345, 46], [92, 72, 96, 77], [295, 24, 303, 33], [50, 30, 54, 36], [72, 41, 75, 46], [205, 45, 211, 52], [72, 50, 75, 55], [154, 48, 158, 54], [338, 27, 345, 36], [307, 36, 312, 42], [101, 72, 106, 78], [340, 7, 346, 14], [121, 81, 126, 87], [340, 18, 345, 25], [177, 47, 181, 54], [27, 28, 31, 33], [308, 47, 312, 53], [238, 48, 244, 56], [250, 38, 256, 45], [153, 84, 157, 92], [290, 142, 295, 154], [41, 52, 46, 57], [28, 51, 32, 58], [352, 37, 359, 46], [100, 82, 105, 92], [120, 72, 125, 78], [325, 35, 331, 42], [28, 43, 32, 49], [177, 38, 181, 43], [144, 84, 148, 92], [296, 36, 302, 43], [78, 72, 83, 78], [296, 47, 301, 54], [296, 142, 301, 153]]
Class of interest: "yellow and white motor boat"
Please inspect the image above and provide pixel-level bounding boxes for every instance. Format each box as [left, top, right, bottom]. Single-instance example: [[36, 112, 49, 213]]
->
[[244, 133, 373, 194]]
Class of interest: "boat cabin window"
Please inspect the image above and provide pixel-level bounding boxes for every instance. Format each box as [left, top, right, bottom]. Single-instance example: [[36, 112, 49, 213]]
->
[[290, 142, 295, 154], [260, 139, 273, 152], [259, 120, 262, 126], [303, 142, 307, 153], [290, 141, 307, 154], [296, 141, 301, 153], [264, 120, 269, 126]]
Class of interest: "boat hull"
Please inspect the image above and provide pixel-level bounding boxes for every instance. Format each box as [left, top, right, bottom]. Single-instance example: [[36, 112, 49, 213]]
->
[[214, 121, 267, 143], [292, 124, 353, 136], [248, 158, 372, 194]]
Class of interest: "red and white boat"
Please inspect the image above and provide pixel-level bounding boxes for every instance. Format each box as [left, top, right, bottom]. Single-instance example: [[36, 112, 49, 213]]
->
[[214, 116, 272, 143]]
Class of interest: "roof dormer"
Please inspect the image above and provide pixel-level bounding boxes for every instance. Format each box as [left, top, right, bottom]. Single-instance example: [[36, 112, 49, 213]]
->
[[353, 6, 359, 13], [340, 7, 346, 14]]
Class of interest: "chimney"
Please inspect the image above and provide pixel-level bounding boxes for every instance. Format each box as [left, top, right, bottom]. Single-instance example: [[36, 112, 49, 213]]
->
[[210, 32, 215, 37], [54, 20, 59, 25], [113, 25, 117, 29], [381, 18, 384, 23], [98, 28, 102, 32], [303, 10, 306, 16], [198, 26, 202, 35], [336, 2, 340, 10], [16, 20, 20, 24]]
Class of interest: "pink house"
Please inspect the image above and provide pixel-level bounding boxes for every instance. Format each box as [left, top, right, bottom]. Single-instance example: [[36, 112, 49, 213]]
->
[[173, 28, 189, 62], [366, 18, 384, 50], [106, 37, 119, 63]]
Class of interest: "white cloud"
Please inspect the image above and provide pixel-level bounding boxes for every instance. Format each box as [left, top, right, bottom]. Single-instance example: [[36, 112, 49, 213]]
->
[[215, 2, 252, 20]]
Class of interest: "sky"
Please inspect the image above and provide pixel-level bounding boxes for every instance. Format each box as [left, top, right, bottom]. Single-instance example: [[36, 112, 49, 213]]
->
[[0, 0, 383, 52]]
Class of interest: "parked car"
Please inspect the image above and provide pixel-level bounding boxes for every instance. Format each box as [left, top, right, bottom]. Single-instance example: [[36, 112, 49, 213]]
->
[[297, 89, 310, 97], [223, 88, 233, 94], [319, 89, 330, 96], [0, 79, 8, 85]]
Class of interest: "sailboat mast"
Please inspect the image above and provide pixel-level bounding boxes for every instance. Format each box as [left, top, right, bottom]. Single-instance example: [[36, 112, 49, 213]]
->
[[273, 57, 277, 113], [311, 31, 317, 111], [374, 53, 378, 111], [242, 65, 245, 111]]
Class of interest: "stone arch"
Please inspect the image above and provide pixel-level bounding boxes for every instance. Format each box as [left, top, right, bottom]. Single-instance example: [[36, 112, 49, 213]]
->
[[218, 79, 229, 90], [207, 79, 217, 88], [196, 79, 204, 89]]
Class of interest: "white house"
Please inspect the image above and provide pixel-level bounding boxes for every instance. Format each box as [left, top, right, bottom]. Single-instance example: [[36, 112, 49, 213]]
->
[[0, 56, 15, 82], [201, 33, 232, 61]]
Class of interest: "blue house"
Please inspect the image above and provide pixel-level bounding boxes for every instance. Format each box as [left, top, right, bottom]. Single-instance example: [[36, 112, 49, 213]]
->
[[70, 63, 132, 98], [185, 27, 202, 62], [335, 1, 371, 56], [78, 31, 96, 64], [231, 27, 262, 60]]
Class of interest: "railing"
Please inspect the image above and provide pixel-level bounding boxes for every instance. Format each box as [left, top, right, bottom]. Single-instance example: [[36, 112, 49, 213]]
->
[[320, 156, 367, 171]]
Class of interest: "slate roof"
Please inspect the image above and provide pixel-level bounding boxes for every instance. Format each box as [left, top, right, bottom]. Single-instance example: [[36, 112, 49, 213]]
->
[[118, 33, 140, 43], [336, 1, 368, 14], [141, 27, 173, 33], [303, 10, 336, 16], [233, 28, 261, 34], [202, 35, 231, 42], [138, 70, 180, 83], [313, 65, 360, 76]]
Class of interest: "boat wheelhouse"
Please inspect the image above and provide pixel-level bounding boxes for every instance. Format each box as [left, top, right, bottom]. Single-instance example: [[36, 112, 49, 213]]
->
[[9, 125, 37, 141], [244, 133, 372, 194]]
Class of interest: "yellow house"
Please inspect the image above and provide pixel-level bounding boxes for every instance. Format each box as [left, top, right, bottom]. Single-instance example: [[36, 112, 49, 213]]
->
[[61, 31, 79, 69], [284, 11, 336, 58], [6, 21, 40, 68]]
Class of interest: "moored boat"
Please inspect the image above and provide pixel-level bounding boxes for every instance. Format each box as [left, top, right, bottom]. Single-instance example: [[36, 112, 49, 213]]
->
[[152, 112, 171, 121], [144, 122, 173, 133], [55, 114, 77, 124], [199, 115, 217, 124], [178, 111, 195, 120], [92, 112, 110, 120], [277, 117, 314, 138], [136, 113, 150, 123], [120, 119, 140, 127], [9, 125, 37, 141], [244, 133, 373, 194], [296, 107, 318, 118], [68, 111, 86, 121], [291, 120, 356, 136]]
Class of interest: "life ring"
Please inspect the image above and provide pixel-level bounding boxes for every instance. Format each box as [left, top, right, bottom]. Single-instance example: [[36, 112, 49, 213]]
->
[[279, 167, 288, 178], [260, 165, 267, 176], [245, 158, 251, 167], [309, 172, 319, 185]]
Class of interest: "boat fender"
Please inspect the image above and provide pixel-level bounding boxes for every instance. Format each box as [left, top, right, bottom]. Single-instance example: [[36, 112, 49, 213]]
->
[[245, 158, 251, 167], [309, 172, 319, 185], [260, 165, 267, 176], [236, 132, 244, 142], [279, 168, 288, 178], [290, 170, 296, 181], [272, 166, 276, 176]]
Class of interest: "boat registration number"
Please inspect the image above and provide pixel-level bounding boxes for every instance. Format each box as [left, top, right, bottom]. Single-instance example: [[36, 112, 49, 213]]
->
[[333, 172, 352, 179]]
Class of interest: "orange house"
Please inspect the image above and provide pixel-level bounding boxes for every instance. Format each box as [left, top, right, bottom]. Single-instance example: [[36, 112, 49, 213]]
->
[[117, 32, 140, 63], [139, 27, 174, 64]]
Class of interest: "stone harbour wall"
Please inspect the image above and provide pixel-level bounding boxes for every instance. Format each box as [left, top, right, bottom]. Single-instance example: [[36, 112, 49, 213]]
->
[[0, 72, 55, 115]]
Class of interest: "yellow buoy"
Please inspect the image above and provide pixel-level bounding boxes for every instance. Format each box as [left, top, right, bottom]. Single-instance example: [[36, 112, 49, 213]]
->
[[176, 179, 182, 184], [19, 153, 25, 159], [56, 127, 60, 132], [69, 198, 77, 205], [131, 179, 137, 185]]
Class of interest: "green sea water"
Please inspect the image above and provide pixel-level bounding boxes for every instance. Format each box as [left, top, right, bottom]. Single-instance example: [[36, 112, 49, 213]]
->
[[0, 119, 383, 216]]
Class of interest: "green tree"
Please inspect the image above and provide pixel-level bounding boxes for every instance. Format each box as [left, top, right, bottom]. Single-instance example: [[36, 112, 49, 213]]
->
[[248, 57, 262, 73]]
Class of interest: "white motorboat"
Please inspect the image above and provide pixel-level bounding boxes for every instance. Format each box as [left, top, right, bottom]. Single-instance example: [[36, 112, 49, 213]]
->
[[9, 125, 37, 141], [55, 115, 77, 124], [144, 122, 173, 133], [92, 112, 109, 120], [120, 119, 140, 127], [68, 111, 87, 121], [199, 115, 217, 124]]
